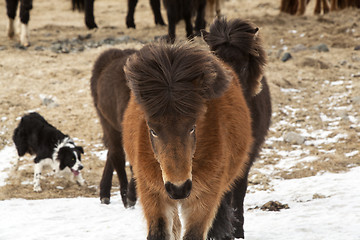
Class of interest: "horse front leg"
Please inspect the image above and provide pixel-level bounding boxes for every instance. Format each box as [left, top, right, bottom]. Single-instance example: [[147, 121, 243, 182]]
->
[[182, 193, 222, 240], [231, 176, 249, 239], [207, 192, 235, 240], [330, 0, 338, 11], [141, 192, 178, 240], [184, 15, 194, 41], [6, 0, 18, 38], [126, 0, 138, 28], [150, 0, 165, 26], [165, 8, 177, 43], [127, 165, 137, 207], [194, 0, 206, 36], [84, 0, 97, 29], [100, 156, 114, 204], [296, 0, 307, 15], [110, 148, 129, 208], [322, 0, 330, 13], [314, 0, 322, 14], [19, 0, 32, 46], [215, 0, 221, 18]]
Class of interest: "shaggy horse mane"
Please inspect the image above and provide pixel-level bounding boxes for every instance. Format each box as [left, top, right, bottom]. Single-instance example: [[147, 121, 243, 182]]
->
[[203, 17, 266, 96], [124, 42, 231, 118]]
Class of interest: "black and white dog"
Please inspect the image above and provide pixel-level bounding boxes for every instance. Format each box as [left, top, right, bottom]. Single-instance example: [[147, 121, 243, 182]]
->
[[12, 112, 85, 192]]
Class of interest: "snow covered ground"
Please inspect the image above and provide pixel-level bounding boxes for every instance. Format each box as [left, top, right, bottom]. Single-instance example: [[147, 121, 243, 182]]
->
[[1, 146, 359, 240]]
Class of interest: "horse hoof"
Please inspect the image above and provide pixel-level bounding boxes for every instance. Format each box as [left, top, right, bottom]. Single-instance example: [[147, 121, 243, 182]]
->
[[127, 199, 136, 208], [155, 19, 166, 26], [126, 19, 136, 29], [233, 228, 244, 239], [86, 20, 98, 30], [7, 18, 15, 38], [101, 197, 110, 205]]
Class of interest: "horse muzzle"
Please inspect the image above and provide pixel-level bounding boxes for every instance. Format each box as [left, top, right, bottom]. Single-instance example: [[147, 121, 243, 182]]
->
[[165, 179, 192, 200]]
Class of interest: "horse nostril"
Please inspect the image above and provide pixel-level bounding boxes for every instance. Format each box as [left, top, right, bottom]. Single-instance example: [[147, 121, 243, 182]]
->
[[165, 179, 192, 200], [183, 179, 192, 195]]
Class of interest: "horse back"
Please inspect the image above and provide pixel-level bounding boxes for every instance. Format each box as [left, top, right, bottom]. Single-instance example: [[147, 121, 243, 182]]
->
[[90, 48, 137, 132]]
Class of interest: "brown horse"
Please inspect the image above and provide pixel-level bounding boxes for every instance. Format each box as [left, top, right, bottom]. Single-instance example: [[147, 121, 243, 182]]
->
[[281, 0, 359, 15], [206, 0, 224, 21], [280, 0, 328, 15], [90, 48, 138, 206], [202, 18, 272, 238], [122, 42, 253, 239]]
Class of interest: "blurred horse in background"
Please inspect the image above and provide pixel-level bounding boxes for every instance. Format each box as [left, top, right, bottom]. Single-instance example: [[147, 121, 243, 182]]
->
[[280, 0, 359, 15]]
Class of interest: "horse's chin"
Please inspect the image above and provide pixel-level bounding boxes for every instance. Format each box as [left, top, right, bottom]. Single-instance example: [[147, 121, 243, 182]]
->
[[167, 192, 191, 200]]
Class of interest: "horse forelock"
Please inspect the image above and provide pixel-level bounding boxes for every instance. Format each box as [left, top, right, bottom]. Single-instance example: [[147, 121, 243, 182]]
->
[[207, 17, 266, 96], [125, 42, 221, 118]]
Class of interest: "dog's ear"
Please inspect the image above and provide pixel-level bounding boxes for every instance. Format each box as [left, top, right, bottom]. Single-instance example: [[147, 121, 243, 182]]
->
[[57, 148, 67, 170], [12, 127, 28, 156], [59, 160, 66, 170], [76, 146, 84, 154]]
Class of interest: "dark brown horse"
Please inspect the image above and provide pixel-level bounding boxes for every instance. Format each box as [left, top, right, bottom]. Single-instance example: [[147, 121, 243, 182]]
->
[[202, 18, 272, 238], [5, 0, 85, 46], [280, 0, 359, 15], [162, 0, 206, 43], [90, 48, 138, 206], [71, 0, 165, 29], [121, 42, 253, 239]]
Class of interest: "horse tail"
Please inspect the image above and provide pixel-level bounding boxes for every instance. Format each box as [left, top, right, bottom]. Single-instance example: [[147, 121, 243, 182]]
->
[[72, 0, 85, 12], [203, 17, 266, 96]]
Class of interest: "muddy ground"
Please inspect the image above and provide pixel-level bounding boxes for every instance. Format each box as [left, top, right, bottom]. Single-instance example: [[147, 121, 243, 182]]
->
[[0, 0, 359, 200]]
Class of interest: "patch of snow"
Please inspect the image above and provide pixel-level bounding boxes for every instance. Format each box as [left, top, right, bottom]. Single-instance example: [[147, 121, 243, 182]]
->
[[92, 150, 108, 161], [345, 150, 359, 158], [0, 167, 358, 239], [280, 88, 300, 93], [0, 145, 18, 186], [330, 80, 344, 86]]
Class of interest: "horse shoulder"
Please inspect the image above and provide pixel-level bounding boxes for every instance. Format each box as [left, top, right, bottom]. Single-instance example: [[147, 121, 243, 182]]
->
[[192, 74, 252, 187], [217, 76, 253, 183]]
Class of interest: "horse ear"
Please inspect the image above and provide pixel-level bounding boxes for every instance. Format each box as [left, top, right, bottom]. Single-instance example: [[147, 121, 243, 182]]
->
[[124, 56, 139, 99], [250, 27, 259, 35], [199, 59, 232, 99]]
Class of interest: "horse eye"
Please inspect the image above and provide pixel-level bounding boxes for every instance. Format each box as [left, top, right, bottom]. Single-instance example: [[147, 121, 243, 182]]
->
[[150, 129, 158, 137], [190, 126, 196, 134]]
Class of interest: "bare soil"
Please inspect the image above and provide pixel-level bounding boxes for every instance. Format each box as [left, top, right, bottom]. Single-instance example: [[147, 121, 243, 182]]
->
[[0, 0, 359, 201]]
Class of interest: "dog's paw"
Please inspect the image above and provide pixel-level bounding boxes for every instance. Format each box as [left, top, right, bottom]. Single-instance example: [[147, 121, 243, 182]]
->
[[46, 169, 56, 177], [77, 179, 86, 186], [33, 185, 42, 192]]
